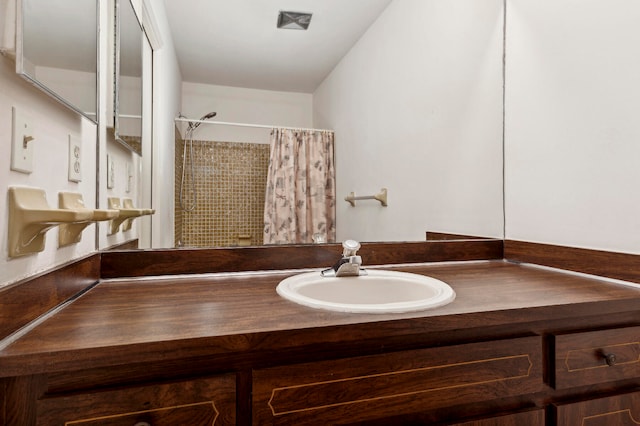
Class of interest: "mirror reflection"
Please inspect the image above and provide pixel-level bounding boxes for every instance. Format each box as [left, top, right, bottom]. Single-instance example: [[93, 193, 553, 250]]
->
[[18, 0, 98, 122], [156, 0, 505, 249], [113, 0, 144, 155]]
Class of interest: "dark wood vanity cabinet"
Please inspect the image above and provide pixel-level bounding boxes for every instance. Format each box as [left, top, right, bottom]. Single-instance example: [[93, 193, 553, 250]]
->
[[250, 324, 640, 425], [549, 325, 640, 426], [5, 326, 640, 425], [552, 326, 640, 389], [252, 336, 543, 425], [3, 256, 640, 425], [450, 409, 546, 426], [554, 391, 640, 426], [33, 375, 236, 426]]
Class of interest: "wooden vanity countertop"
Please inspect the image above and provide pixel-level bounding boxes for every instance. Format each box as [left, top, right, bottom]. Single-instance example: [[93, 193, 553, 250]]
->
[[1, 260, 639, 377]]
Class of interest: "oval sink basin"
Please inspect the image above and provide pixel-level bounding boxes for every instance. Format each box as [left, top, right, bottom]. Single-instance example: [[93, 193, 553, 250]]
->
[[276, 269, 455, 314]]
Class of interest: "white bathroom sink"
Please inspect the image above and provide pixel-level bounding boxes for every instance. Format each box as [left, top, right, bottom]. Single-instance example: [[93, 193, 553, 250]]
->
[[276, 269, 456, 314]]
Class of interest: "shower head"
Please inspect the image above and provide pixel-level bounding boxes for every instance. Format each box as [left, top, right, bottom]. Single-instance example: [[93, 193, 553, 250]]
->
[[188, 111, 217, 131], [200, 111, 217, 120]]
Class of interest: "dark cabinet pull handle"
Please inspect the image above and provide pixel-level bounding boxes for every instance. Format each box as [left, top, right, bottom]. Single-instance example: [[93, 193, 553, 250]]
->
[[604, 353, 617, 366]]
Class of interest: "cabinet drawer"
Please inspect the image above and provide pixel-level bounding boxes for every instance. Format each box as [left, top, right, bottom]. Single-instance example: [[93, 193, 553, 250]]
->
[[553, 326, 640, 389], [451, 409, 545, 426], [554, 390, 640, 426], [36, 374, 236, 425], [253, 336, 543, 425]]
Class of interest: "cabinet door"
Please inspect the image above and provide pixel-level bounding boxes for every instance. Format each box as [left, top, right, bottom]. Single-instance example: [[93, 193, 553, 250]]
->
[[36, 375, 236, 425], [554, 390, 640, 426], [253, 336, 543, 425]]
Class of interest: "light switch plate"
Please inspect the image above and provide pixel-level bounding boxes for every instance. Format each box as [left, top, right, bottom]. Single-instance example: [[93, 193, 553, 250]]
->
[[107, 155, 115, 189], [125, 162, 132, 193], [10, 106, 34, 173], [68, 135, 82, 182]]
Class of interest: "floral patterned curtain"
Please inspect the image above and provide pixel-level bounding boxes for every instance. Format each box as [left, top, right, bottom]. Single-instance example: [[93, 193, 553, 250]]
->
[[263, 128, 336, 244]]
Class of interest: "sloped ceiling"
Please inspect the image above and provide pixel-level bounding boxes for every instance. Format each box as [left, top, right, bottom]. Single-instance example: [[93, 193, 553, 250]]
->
[[163, 0, 393, 92]]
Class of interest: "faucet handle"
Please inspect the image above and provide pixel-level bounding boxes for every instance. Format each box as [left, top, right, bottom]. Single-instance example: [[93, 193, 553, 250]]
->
[[342, 240, 361, 257]]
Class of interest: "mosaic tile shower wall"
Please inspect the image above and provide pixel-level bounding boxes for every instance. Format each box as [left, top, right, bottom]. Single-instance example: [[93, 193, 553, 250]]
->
[[175, 136, 270, 247]]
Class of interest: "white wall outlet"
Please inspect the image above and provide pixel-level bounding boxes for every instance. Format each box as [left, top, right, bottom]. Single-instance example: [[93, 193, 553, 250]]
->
[[68, 135, 82, 182], [10, 106, 34, 173], [107, 155, 115, 189]]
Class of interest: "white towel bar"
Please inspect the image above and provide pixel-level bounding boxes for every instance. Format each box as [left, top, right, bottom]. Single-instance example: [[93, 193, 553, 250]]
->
[[345, 188, 387, 207]]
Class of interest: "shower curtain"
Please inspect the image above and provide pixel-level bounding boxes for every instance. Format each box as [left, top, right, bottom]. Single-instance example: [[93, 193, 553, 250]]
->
[[263, 128, 336, 244]]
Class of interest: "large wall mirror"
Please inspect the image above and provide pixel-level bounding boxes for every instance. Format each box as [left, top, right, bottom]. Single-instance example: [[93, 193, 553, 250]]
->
[[137, 0, 506, 250], [113, 0, 145, 155], [16, 0, 98, 122]]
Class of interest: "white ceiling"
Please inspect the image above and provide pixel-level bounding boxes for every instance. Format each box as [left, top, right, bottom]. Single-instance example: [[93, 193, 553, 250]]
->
[[163, 0, 393, 93]]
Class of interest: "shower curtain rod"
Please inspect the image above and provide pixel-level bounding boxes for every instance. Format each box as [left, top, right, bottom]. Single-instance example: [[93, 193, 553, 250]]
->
[[174, 117, 332, 133]]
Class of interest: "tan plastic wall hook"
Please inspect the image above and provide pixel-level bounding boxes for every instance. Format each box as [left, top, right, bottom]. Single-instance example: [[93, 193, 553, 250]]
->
[[8, 187, 93, 257]]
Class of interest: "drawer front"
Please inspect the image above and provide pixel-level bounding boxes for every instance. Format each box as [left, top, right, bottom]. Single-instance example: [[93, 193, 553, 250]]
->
[[253, 336, 543, 425], [553, 326, 640, 389], [52, 403, 218, 426], [554, 390, 640, 426], [36, 374, 236, 426], [451, 409, 545, 426]]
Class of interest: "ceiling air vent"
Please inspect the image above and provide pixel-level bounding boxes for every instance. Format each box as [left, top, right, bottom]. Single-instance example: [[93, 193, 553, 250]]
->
[[277, 11, 312, 30]]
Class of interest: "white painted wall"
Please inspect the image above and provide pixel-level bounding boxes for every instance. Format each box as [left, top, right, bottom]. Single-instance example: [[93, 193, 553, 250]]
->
[[0, 54, 97, 287], [180, 83, 312, 145], [148, 0, 182, 248], [314, 0, 505, 242], [504, 0, 640, 253], [0, 0, 150, 285]]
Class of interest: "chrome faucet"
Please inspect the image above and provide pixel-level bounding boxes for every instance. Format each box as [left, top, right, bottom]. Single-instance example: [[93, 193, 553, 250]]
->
[[321, 240, 367, 277]]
